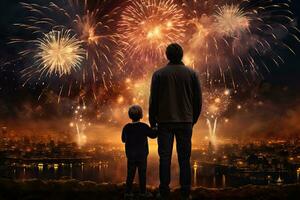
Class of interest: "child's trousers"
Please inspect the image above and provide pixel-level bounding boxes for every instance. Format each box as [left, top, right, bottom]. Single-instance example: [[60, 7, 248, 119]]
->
[[125, 158, 147, 193]]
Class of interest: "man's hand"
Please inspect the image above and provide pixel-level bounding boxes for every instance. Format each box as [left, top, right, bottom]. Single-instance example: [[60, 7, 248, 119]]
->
[[152, 126, 158, 131], [151, 123, 158, 130]]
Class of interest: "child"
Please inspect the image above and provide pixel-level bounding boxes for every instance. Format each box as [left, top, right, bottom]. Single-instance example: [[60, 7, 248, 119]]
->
[[122, 105, 157, 198]]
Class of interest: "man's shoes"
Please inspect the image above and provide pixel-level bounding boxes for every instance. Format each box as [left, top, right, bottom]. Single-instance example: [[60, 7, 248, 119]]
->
[[124, 192, 134, 200]]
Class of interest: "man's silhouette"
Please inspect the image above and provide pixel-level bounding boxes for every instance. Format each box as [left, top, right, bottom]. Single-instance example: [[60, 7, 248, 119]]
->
[[149, 43, 202, 199]]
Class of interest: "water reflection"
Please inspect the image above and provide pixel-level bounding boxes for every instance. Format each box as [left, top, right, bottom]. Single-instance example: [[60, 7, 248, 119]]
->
[[2, 158, 299, 188]]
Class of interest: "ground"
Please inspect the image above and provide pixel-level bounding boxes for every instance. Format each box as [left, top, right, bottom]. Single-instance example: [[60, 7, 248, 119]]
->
[[0, 179, 299, 200]]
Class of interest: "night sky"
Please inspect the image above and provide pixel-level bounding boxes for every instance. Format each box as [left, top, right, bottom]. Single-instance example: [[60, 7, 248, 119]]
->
[[0, 0, 300, 139]]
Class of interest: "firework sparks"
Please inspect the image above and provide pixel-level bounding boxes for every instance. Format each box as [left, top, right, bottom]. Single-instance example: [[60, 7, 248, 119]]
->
[[70, 104, 90, 147], [183, 0, 299, 89], [11, 1, 121, 100], [100, 76, 152, 125], [71, 1, 123, 89], [34, 29, 85, 77], [215, 5, 250, 37], [203, 89, 231, 146], [118, 0, 185, 63], [203, 89, 231, 119]]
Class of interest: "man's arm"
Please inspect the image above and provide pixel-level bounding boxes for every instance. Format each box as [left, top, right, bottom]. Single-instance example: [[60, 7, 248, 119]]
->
[[149, 72, 159, 128], [192, 72, 202, 125], [121, 126, 127, 143]]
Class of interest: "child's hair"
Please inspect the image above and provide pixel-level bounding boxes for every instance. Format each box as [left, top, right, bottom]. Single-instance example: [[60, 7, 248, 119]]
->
[[128, 105, 143, 121]]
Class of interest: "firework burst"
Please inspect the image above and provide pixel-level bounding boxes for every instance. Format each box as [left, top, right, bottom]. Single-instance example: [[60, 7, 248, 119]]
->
[[182, 0, 299, 89], [118, 0, 186, 64], [34, 29, 85, 77], [215, 5, 250, 37], [10, 0, 121, 101]]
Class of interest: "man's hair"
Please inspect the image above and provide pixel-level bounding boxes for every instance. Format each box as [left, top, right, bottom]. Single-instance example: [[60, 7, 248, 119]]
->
[[128, 105, 143, 121], [166, 43, 183, 64]]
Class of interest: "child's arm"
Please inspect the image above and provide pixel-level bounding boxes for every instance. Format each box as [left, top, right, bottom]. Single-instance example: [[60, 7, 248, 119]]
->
[[146, 125, 158, 139], [121, 127, 127, 143]]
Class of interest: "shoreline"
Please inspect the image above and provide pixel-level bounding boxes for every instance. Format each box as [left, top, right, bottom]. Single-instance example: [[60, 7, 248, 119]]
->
[[0, 178, 299, 200]]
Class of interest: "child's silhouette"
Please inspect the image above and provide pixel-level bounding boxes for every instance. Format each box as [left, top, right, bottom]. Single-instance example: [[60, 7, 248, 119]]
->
[[122, 105, 157, 198]]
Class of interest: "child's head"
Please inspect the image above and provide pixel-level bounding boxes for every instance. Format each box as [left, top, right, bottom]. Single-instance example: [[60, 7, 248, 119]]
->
[[128, 105, 143, 122]]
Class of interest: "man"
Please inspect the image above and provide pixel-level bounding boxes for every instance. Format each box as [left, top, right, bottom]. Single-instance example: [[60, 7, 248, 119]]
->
[[149, 43, 202, 199]]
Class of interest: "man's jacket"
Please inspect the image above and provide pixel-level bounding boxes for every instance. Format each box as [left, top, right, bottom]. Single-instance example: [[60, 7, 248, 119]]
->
[[149, 64, 202, 127]]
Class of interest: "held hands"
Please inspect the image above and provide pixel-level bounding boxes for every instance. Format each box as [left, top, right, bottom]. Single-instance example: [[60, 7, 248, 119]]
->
[[150, 124, 158, 138]]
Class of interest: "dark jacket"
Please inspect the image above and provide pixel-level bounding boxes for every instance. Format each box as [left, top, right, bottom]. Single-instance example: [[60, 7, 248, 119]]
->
[[149, 64, 202, 127], [122, 122, 157, 159]]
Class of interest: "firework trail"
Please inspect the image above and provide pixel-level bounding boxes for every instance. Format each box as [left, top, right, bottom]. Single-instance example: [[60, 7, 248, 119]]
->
[[10, 0, 121, 101], [118, 0, 186, 67], [69, 104, 91, 147], [203, 88, 231, 146], [182, 0, 299, 89]]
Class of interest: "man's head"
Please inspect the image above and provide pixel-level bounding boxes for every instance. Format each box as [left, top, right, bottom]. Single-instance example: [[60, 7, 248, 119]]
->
[[166, 43, 183, 64], [128, 105, 143, 122]]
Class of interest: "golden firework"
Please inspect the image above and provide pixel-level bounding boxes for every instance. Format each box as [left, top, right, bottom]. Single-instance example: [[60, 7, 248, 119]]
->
[[214, 5, 250, 36], [35, 29, 85, 77], [118, 0, 185, 62]]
